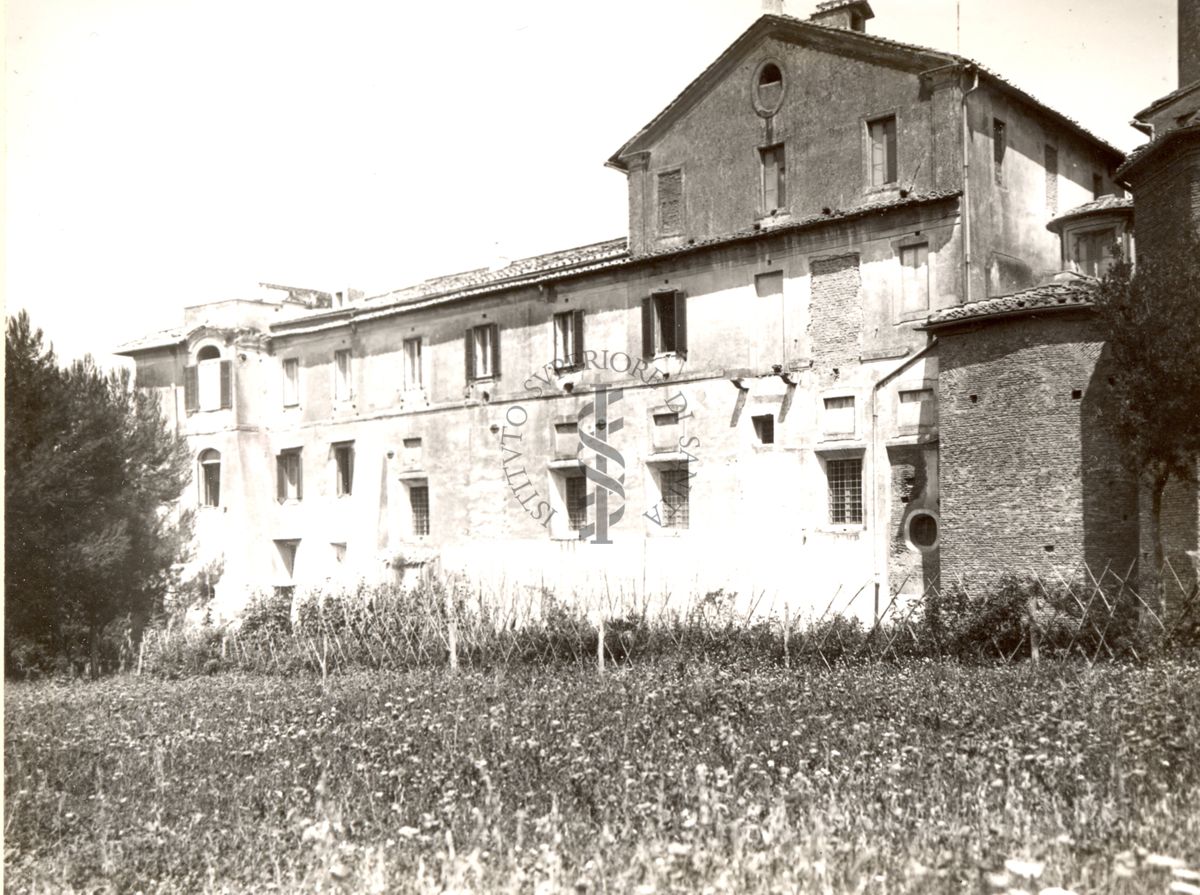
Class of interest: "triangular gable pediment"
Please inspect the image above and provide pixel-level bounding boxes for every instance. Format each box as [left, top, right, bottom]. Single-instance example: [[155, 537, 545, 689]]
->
[[606, 14, 956, 170]]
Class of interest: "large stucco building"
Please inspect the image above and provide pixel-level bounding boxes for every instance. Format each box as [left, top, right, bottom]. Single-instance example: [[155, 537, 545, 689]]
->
[[117, 2, 1198, 622]]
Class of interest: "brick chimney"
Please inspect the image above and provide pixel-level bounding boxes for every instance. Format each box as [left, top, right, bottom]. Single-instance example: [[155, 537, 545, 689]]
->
[[1181, 0, 1200, 87], [808, 0, 874, 31]]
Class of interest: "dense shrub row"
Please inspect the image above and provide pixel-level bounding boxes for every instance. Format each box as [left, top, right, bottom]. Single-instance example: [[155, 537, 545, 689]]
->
[[128, 573, 1200, 679]]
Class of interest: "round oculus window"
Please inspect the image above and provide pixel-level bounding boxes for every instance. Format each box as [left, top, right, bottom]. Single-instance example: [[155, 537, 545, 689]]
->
[[753, 61, 785, 115], [908, 512, 939, 550]]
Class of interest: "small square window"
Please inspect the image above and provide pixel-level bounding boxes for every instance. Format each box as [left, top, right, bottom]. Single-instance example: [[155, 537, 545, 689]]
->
[[653, 412, 679, 427], [755, 270, 783, 298], [752, 414, 774, 444], [823, 395, 856, 437], [402, 437, 422, 469], [827, 457, 863, 525], [334, 442, 354, 497]]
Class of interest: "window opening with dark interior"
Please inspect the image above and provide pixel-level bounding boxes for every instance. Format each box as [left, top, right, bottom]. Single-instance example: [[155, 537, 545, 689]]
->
[[756, 63, 784, 112]]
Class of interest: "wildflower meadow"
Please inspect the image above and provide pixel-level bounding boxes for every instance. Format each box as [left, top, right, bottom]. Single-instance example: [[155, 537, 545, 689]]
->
[[5, 660, 1199, 893]]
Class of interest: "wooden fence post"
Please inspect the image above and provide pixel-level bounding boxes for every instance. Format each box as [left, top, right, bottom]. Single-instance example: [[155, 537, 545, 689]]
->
[[597, 616, 605, 674], [446, 585, 459, 672]]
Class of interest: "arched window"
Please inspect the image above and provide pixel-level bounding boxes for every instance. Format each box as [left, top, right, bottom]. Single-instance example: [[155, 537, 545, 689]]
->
[[185, 345, 232, 413], [199, 449, 221, 507]]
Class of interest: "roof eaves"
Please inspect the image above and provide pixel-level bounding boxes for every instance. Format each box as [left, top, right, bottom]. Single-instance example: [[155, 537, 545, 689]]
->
[[1117, 123, 1200, 180]]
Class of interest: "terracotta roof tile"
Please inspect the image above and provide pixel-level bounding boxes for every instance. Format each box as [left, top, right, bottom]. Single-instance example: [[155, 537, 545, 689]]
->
[[114, 326, 185, 354], [924, 278, 1097, 330], [1046, 195, 1133, 233]]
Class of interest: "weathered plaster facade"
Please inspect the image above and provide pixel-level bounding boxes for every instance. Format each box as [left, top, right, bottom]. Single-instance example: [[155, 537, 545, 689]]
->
[[119, 3, 1194, 620]]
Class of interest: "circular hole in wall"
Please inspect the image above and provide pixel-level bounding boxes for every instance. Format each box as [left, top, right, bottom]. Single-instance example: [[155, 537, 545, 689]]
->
[[907, 511, 939, 551]]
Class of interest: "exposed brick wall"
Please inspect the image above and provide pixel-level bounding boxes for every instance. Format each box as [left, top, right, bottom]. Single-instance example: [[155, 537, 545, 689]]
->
[[887, 444, 939, 594], [936, 312, 1139, 587], [1128, 140, 1200, 257], [1181, 0, 1200, 88], [809, 254, 862, 369], [1159, 465, 1200, 614]]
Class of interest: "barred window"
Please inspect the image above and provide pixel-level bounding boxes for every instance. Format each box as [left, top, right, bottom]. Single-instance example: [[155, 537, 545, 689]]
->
[[410, 484, 430, 536], [566, 475, 588, 532], [827, 457, 863, 525], [661, 466, 691, 529]]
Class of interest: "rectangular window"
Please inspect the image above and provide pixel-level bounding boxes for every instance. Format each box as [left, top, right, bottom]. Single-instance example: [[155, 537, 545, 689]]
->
[[276, 449, 302, 502], [993, 118, 1007, 184], [553, 310, 585, 371], [641, 292, 688, 358], [409, 483, 430, 536], [660, 466, 691, 529], [899, 388, 934, 404], [868, 116, 897, 186], [827, 457, 863, 525], [1092, 172, 1104, 200], [200, 452, 221, 507], [823, 395, 856, 437], [334, 442, 354, 497], [760, 143, 786, 211], [466, 324, 499, 381], [1075, 228, 1118, 277], [186, 356, 232, 413], [565, 475, 588, 532], [752, 414, 775, 444], [282, 358, 300, 407], [899, 243, 930, 314], [403, 338, 422, 390], [334, 349, 352, 401], [1044, 145, 1059, 214], [274, 539, 299, 579], [403, 436, 422, 469], [658, 168, 683, 235], [755, 270, 783, 297]]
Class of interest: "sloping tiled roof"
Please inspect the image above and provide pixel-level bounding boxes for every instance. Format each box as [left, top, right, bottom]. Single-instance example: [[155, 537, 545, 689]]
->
[[1046, 195, 1134, 233], [1118, 123, 1200, 181], [271, 191, 961, 337], [923, 279, 1097, 330], [365, 238, 630, 308], [608, 13, 1123, 169], [1134, 81, 1200, 122], [114, 326, 185, 355]]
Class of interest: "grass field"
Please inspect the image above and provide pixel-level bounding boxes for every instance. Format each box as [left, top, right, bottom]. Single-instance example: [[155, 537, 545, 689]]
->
[[5, 661, 1200, 894]]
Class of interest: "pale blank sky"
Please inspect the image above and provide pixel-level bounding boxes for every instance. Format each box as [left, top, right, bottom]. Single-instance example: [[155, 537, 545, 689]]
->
[[4, 0, 1175, 363]]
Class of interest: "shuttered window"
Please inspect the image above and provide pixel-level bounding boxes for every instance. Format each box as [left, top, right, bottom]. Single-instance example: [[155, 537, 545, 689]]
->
[[466, 324, 500, 382], [553, 310, 585, 370], [277, 449, 303, 502], [641, 292, 688, 358]]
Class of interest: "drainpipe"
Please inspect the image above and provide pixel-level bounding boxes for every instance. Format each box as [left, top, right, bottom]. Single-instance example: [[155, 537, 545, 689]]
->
[[868, 336, 939, 621], [961, 65, 981, 306]]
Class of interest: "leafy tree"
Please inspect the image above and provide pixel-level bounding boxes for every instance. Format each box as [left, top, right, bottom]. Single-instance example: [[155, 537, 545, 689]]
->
[[5, 312, 192, 676], [1093, 231, 1200, 614]]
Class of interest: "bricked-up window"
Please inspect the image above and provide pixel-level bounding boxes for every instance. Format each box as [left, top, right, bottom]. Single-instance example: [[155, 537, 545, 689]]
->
[[334, 349, 352, 401], [565, 474, 588, 532], [899, 243, 930, 314], [1044, 145, 1059, 214], [993, 119, 1007, 185], [658, 169, 683, 235], [1092, 173, 1104, 200], [553, 310, 585, 371], [660, 466, 691, 529], [641, 292, 688, 358], [823, 395, 856, 437], [403, 437, 422, 469], [466, 324, 500, 381], [868, 116, 897, 187], [752, 414, 775, 444], [282, 358, 300, 407], [199, 449, 221, 507], [760, 143, 786, 211], [827, 457, 863, 525], [334, 442, 354, 497], [186, 346, 232, 413], [277, 449, 302, 502], [403, 338, 422, 390], [409, 483, 430, 536]]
